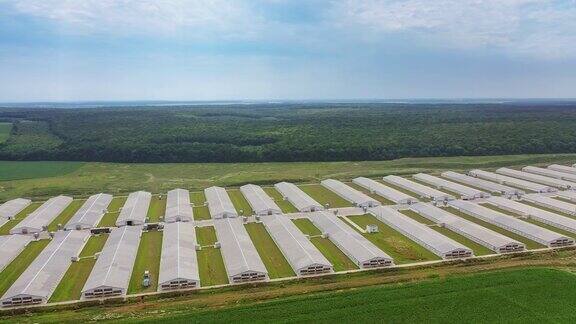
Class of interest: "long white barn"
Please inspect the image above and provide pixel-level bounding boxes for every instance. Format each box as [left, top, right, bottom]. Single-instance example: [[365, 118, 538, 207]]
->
[[441, 171, 524, 197], [0, 198, 31, 223], [370, 206, 473, 259], [65, 193, 113, 230], [274, 182, 324, 212], [116, 191, 151, 227], [82, 226, 141, 299], [468, 169, 557, 193], [240, 184, 282, 216], [523, 166, 576, 183], [548, 164, 576, 175], [321, 179, 380, 208], [352, 177, 418, 205], [413, 173, 489, 200], [0, 235, 33, 273], [497, 168, 576, 190], [556, 190, 576, 202], [522, 194, 576, 216], [10, 196, 73, 235], [164, 189, 193, 223], [382, 175, 455, 203], [205, 186, 238, 219], [158, 222, 200, 291], [410, 202, 525, 253]]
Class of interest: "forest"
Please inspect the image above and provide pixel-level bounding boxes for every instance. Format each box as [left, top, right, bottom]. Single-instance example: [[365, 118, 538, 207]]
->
[[0, 103, 576, 163]]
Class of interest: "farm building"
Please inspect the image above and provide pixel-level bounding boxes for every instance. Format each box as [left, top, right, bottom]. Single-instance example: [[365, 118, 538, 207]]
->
[[448, 200, 574, 247], [469, 169, 557, 193], [261, 214, 332, 276], [370, 206, 473, 259], [274, 182, 324, 212], [557, 190, 576, 202], [486, 196, 576, 235], [441, 171, 524, 197], [382, 175, 455, 203], [213, 218, 268, 283], [240, 184, 282, 216], [352, 177, 418, 205], [413, 173, 489, 200], [321, 179, 380, 208], [523, 166, 576, 182], [164, 188, 193, 223], [308, 212, 393, 268], [410, 202, 525, 253], [0, 198, 31, 221], [548, 164, 576, 174], [64, 193, 113, 230], [0, 230, 89, 307], [496, 168, 576, 190], [205, 186, 238, 219], [522, 194, 576, 216], [115, 191, 151, 227], [158, 222, 200, 291], [0, 235, 33, 273], [81, 226, 141, 299], [10, 195, 73, 235]]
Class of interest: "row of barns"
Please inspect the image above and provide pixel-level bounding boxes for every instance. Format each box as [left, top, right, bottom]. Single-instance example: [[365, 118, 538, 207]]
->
[[3, 163, 576, 307]]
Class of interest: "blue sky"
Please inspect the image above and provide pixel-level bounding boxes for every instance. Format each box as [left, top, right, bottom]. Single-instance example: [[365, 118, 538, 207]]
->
[[0, 0, 575, 101]]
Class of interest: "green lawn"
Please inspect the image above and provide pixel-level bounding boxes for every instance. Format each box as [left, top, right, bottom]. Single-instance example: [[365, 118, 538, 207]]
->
[[0, 202, 41, 235], [0, 161, 84, 182], [146, 195, 166, 223], [298, 184, 352, 208], [347, 214, 440, 264], [292, 218, 357, 271], [245, 223, 295, 278], [196, 226, 229, 286], [263, 187, 298, 213], [346, 182, 395, 205], [47, 199, 85, 232], [97, 196, 127, 227], [50, 234, 109, 302], [227, 189, 253, 216], [0, 122, 11, 143], [0, 239, 50, 297], [128, 231, 163, 294], [190, 191, 211, 220]]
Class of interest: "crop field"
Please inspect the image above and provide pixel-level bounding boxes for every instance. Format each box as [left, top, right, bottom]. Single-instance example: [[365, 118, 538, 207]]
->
[[146, 195, 166, 223], [47, 199, 85, 232], [0, 122, 11, 143], [0, 202, 41, 235], [190, 191, 211, 220], [345, 182, 395, 205], [292, 218, 357, 271], [245, 223, 294, 278], [97, 196, 126, 227], [0, 239, 50, 297], [227, 189, 253, 216], [0, 161, 84, 182], [128, 231, 163, 294], [196, 226, 228, 286], [263, 187, 298, 213], [298, 184, 352, 208], [346, 214, 440, 263], [50, 234, 109, 302]]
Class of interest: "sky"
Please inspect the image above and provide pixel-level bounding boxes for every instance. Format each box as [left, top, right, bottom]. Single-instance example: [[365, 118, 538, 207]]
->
[[0, 0, 576, 101]]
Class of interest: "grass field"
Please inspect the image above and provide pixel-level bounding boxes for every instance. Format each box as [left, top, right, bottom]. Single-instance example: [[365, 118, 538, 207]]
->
[[292, 218, 357, 271], [0, 122, 11, 143], [346, 182, 395, 205], [263, 187, 299, 213], [128, 231, 163, 294], [47, 199, 85, 232], [298, 184, 352, 208], [0, 161, 84, 182], [0, 202, 41, 235], [98, 196, 126, 227], [50, 234, 109, 302], [227, 189, 253, 216], [347, 214, 440, 263], [190, 191, 211, 220], [196, 226, 229, 286], [146, 195, 166, 222], [245, 223, 295, 278], [0, 239, 50, 297]]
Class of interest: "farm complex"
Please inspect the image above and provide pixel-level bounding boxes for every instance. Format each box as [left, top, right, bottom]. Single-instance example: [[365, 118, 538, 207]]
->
[[2, 162, 576, 309]]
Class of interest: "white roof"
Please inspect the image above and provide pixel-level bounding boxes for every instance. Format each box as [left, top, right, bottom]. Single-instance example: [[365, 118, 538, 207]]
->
[[308, 212, 393, 265], [382, 175, 455, 201], [497, 168, 576, 189], [370, 206, 473, 259], [523, 194, 576, 215], [159, 222, 200, 288], [240, 184, 282, 216], [65, 193, 113, 230], [557, 190, 576, 202], [82, 226, 141, 294], [321, 179, 380, 207], [274, 182, 323, 212], [0, 235, 33, 272], [410, 202, 525, 252], [448, 200, 573, 247], [469, 169, 556, 193], [205, 186, 238, 219], [352, 177, 417, 204], [442, 171, 524, 196], [116, 191, 151, 226], [548, 164, 576, 175], [0, 198, 31, 219], [261, 214, 331, 272], [487, 196, 576, 235], [10, 196, 73, 234], [1, 230, 89, 304], [164, 189, 193, 223], [523, 166, 576, 182], [213, 218, 268, 278], [414, 173, 489, 199]]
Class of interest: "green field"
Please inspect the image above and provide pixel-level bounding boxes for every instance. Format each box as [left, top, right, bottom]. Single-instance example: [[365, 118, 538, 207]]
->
[[50, 234, 109, 302], [47, 199, 85, 232], [190, 191, 211, 220], [146, 195, 166, 222], [263, 187, 299, 213], [0, 239, 50, 297], [0, 161, 84, 182], [0, 202, 41, 235], [128, 231, 163, 294], [98, 196, 126, 227], [245, 223, 295, 278], [298, 184, 352, 208], [292, 218, 357, 271], [196, 226, 229, 286], [347, 214, 440, 263], [228, 189, 253, 216], [0, 122, 11, 143]]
